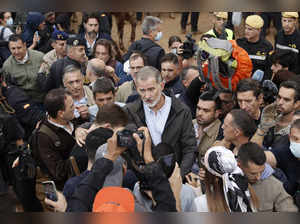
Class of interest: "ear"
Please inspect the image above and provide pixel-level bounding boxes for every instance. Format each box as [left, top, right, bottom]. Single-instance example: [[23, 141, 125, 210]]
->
[[181, 79, 188, 88], [57, 109, 64, 119], [294, 100, 300, 111], [51, 41, 56, 49], [102, 123, 112, 129], [160, 80, 165, 90]]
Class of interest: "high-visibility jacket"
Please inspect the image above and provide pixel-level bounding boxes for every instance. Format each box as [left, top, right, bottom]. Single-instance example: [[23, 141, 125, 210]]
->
[[202, 40, 253, 91]]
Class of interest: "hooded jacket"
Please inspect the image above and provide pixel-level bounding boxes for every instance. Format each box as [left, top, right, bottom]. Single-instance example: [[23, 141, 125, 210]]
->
[[22, 12, 45, 48]]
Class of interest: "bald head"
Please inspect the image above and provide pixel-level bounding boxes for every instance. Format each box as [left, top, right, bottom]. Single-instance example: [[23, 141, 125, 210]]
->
[[87, 58, 106, 83]]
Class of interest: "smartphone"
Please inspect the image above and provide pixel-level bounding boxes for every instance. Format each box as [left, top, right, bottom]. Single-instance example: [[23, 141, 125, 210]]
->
[[42, 181, 58, 202]]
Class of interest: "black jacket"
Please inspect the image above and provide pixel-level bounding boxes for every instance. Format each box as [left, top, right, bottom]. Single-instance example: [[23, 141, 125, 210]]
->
[[40, 56, 83, 92], [68, 157, 177, 212], [123, 37, 165, 70], [275, 29, 300, 74], [124, 96, 197, 178], [237, 37, 273, 77]]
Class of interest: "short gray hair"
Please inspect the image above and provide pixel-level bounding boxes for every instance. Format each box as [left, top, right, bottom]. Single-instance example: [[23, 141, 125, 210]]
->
[[62, 64, 82, 82], [142, 16, 162, 35], [135, 66, 162, 84]]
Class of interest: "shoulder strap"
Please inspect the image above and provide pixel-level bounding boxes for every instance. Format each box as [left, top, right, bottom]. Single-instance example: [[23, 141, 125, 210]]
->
[[39, 124, 61, 148]]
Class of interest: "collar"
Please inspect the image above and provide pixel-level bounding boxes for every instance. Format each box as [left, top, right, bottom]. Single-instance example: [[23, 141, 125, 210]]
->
[[194, 119, 221, 138], [15, 51, 29, 64], [48, 118, 74, 135], [143, 94, 171, 114]]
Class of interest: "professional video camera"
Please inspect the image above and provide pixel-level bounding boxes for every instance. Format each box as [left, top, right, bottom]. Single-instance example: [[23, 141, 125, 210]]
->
[[179, 33, 199, 59]]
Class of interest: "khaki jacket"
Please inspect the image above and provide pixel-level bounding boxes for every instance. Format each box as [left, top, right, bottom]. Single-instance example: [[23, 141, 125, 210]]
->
[[252, 175, 298, 212], [83, 85, 95, 106], [193, 119, 221, 162], [115, 80, 134, 103], [39, 49, 58, 75], [3, 49, 44, 103]]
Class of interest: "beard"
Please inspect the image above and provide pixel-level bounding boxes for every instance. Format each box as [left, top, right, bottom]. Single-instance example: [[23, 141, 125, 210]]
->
[[87, 31, 97, 39], [143, 95, 161, 108]]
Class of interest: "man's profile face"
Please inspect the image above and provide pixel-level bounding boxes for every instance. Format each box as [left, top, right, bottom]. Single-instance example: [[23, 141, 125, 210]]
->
[[95, 91, 115, 108], [161, 61, 179, 83], [182, 68, 199, 88], [136, 77, 163, 108], [237, 90, 261, 120], [239, 161, 265, 184], [62, 94, 75, 121], [69, 45, 87, 64], [222, 113, 237, 142], [9, 40, 27, 61]]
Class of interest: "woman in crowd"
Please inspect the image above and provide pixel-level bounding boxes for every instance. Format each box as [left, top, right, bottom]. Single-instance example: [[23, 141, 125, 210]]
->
[[192, 146, 259, 212], [93, 39, 130, 86]]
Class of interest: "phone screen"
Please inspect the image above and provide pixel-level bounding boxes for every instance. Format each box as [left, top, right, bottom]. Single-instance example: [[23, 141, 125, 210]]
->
[[43, 181, 58, 202]]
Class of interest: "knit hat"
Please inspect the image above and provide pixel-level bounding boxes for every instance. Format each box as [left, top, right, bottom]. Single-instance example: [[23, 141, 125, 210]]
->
[[245, 15, 264, 29], [93, 186, 135, 212]]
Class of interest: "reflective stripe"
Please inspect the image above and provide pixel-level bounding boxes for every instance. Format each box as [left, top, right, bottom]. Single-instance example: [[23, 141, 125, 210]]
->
[[249, 55, 266, 60], [276, 43, 299, 54]]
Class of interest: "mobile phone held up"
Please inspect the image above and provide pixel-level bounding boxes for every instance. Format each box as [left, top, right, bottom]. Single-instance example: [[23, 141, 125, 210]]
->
[[42, 181, 58, 202]]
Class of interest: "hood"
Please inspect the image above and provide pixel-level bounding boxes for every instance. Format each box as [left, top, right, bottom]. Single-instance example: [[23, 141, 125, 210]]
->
[[25, 12, 45, 31]]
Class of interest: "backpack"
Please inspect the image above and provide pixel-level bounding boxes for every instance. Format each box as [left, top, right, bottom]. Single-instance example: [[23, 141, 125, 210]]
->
[[0, 27, 11, 68]]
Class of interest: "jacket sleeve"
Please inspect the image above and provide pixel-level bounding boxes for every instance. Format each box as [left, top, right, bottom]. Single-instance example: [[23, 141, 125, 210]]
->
[[122, 42, 138, 62], [179, 110, 197, 178], [275, 185, 299, 212], [115, 62, 131, 86], [143, 162, 177, 212], [37, 133, 70, 182], [67, 158, 113, 212]]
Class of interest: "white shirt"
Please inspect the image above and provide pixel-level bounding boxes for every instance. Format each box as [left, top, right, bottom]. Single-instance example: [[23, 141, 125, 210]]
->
[[48, 118, 74, 135], [192, 194, 209, 212], [74, 96, 88, 118], [143, 95, 172, 146]]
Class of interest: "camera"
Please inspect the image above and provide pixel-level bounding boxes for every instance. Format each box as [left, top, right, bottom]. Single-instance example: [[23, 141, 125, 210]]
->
[[117, 126, 144, 148], [179, 33, 199, 59]]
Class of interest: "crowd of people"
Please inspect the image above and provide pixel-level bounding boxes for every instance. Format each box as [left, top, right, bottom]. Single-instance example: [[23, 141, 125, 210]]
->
[[0, 11, 300, 213]]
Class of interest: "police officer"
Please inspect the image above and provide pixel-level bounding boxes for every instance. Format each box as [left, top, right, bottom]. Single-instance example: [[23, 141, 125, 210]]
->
[[42, 36, 88, 92], [237, 15, 273, 78], [275, 12, 300, 74], [204, 12, 234, 40]]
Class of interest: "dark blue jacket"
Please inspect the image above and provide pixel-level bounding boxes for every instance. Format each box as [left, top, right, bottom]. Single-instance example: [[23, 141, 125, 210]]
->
[[22, 12, 45, 47]]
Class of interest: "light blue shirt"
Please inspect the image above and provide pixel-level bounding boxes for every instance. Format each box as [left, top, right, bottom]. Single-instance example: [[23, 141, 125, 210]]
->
[[88, 102, 126, 122], [143, 95, 172, 146], [74, 97, 88, 118]]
